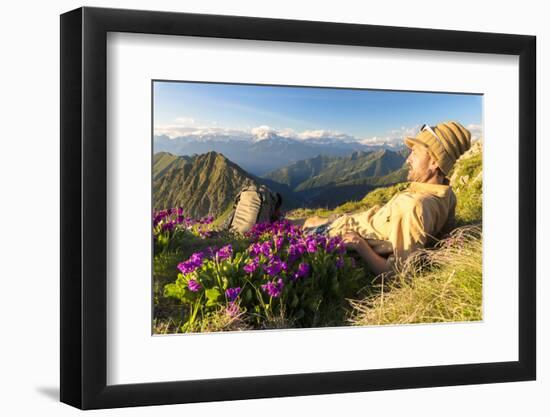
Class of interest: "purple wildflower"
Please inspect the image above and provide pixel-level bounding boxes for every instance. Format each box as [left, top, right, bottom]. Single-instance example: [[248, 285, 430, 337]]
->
[[243, 257, 260, 273], [336, 239, 346, 255], [250, 241, 272, 257], [293, 262, 310, 281], [325, 237, 340, 253], [336, 256, 345, 269], [216, 244, 233, 260], [177, 252, 204, 274], [249, 243, 261, 257], [274, 235, 284, 251], [200, 215, 214, 225], [261, 278, 284, 298], [153, 211, 168, 227], [187, 279, 202, 292], [305, 236, 318, 253], [225, 287, 241, 302], [324, 236, 345, 254], [287, 242, 306, 264], [189, 252, 203, 263], [316, 235, 327, 249], [176, 207, 184, 215], [264, 256, 287, 276], [162, 221, 175, 232], [245, 222, 271, 240], [204, 246, 217, 259], [260, 241, 272, 257]]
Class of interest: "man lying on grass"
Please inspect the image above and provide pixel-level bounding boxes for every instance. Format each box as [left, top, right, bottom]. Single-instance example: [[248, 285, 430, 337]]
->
[[295, 121, 472, 277]]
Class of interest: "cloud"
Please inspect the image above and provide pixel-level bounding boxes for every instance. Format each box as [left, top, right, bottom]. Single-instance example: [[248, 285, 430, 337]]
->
[[296, 129, 356, 142], [155, 117, 480, 146], [154, 125, 197, 138], [247, 127, 360, 143], [466, 124, 483, 141], [359, 125, 421, 147], [154, 124, 251, 140], [155, 115, 247, 139], [155, 115, 200, 138], [358, 123, 483, 147], [173, 116, 195, 126]]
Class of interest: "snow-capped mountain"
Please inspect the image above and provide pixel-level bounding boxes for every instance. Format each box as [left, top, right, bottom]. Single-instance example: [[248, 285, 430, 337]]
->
[[153, 124, 408, 175]]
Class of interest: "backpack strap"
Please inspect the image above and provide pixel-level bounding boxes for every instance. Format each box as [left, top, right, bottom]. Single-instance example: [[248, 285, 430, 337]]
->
[[255, 188, 266, 223], [224, 192, 242, 230]]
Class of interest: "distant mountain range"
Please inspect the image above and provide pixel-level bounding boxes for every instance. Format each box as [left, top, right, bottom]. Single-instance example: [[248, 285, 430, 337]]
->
[[153, 149, 410, 218], [154, 132, 405, 176], [264, 149, 409, 208], [264, 149, 409, 190]]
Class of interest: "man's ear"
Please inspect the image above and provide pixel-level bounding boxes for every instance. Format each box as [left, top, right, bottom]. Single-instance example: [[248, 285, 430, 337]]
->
[[428, 157, 440, 171]]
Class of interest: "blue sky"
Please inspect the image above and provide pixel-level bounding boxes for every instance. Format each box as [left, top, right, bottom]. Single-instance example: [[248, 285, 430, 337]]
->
[[153, 81, 482, 142]]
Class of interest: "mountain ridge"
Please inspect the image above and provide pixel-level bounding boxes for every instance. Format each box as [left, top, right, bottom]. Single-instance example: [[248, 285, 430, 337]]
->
[[153, 151, 256, 218], [153, 149, 410, 218], [154, 133, 405, 176], [264, 148, 408, 192]]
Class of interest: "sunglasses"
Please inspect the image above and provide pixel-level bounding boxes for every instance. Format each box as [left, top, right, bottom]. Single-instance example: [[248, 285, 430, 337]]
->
[[420, 124, 446, 149]]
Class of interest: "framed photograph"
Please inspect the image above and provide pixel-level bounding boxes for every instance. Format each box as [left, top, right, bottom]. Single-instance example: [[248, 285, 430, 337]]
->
[[60, 6, 536, 410]]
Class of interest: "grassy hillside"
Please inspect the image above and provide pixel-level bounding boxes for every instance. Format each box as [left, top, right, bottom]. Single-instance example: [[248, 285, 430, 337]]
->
[[260, 149, 408, 209], [448, 139, 483, 225], [262, 154, 333, 188], [264, 149, 407, 192], [153, 151, 256, 217], [153, 152, 192, 180], [295, 149, 405, 191], [287, 182, 410, 219], [153, 151, 303, 218], [350, 224, 482, 325]]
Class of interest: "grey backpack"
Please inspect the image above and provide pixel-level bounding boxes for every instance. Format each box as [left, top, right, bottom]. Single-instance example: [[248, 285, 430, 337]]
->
[[225, 185, 281, 234]]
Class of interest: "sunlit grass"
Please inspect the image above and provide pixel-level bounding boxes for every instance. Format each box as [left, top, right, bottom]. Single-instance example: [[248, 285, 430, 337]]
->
[[349, 224, 482, 326]]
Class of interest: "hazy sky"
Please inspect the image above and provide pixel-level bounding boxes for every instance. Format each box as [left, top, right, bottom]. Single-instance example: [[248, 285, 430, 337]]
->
[[153, 80, 482, 142]]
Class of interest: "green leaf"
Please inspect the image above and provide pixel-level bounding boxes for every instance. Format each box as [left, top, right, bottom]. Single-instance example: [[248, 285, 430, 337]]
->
[[205, 288, 221, 303], [163, 283, 182, 300]]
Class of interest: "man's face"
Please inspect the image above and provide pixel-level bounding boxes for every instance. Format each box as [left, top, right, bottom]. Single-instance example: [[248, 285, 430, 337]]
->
[[406, 144, 438, 182]]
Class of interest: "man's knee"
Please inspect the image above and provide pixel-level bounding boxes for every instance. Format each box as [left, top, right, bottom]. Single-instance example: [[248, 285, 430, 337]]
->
[[303, 215, 329, 229]]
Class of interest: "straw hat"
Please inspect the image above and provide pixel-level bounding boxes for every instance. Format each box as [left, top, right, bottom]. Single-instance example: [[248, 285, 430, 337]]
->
[[404, 121, 472, 176]]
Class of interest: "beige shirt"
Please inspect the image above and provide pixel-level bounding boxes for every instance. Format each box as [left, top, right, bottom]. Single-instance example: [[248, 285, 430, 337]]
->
[[327, 182, 457, 271]]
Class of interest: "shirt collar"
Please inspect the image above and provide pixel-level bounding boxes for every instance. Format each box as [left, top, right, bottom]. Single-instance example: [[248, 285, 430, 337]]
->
[[408, 181, 451, 198]]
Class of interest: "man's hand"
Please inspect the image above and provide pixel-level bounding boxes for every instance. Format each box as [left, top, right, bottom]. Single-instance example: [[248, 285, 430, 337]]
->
[[342, 231, 369, 252], [341, 230, 390, 276]]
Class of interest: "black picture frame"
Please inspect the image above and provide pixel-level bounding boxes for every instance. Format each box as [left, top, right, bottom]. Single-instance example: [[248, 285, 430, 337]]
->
[[60, 6, 536, 410]]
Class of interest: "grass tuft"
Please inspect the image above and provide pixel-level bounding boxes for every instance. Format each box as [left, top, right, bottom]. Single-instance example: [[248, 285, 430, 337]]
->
[[349, 224, 482, 326]]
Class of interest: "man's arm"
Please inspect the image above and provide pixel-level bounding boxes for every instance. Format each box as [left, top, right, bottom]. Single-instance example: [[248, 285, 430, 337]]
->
[[341, 231, 391, 276]]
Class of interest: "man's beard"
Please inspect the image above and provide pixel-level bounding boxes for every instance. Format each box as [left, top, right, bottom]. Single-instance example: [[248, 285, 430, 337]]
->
[[407, 168, 418, 182], [407, 168, 431, 183]]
